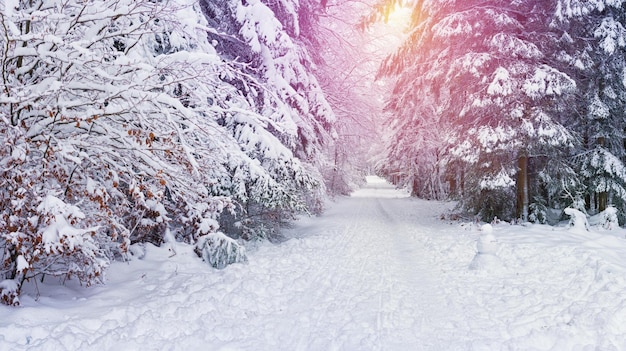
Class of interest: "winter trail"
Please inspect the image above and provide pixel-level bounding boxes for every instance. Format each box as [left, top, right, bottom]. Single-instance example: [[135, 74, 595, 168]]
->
[[2, 176, 626, 350], [283, 178, 455, 350]]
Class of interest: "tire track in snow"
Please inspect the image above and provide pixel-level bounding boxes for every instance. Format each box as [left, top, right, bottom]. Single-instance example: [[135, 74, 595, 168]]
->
[[284, 191, 410, 350]]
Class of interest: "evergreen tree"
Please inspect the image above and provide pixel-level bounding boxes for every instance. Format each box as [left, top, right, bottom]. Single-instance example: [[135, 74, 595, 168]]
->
[[553, 0, 626, 217], [374, 0, 577, 221], [200, 0, 335, 238]]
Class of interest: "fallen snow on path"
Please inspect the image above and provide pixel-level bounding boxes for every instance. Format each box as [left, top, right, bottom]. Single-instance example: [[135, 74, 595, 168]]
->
[[2, 176, 626, 350]]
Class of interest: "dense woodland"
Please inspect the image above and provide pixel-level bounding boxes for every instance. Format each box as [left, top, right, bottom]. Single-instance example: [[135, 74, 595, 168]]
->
[[0, 0, 342, 305], [374, 0, 626, 224], [1, 0, 625, 304]]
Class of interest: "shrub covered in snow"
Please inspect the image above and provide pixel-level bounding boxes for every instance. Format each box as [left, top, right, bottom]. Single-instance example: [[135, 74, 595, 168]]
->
[[564, 208, 590, 232], [528, 202, 548, 224], [195, 233, 248, 269], [0, 0, 333, 304], [599, 206, 619, 230], [0, 279, 19, 306], [0, 195, 106, 305]]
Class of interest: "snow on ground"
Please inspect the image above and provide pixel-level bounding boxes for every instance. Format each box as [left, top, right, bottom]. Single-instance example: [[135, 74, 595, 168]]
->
[[2, 176, 626, 350]]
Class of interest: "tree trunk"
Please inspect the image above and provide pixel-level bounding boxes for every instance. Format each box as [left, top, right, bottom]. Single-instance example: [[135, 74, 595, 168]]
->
[[411, 177, 419, 197], [460, 168, 465, 196], [449, 176, 457, 195], [597, 136, 607, 212], [598, 192, 608, 212], [516, 153, 529, 221]]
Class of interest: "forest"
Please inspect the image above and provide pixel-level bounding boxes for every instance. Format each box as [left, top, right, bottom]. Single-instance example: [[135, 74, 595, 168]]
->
[[1, 0, 625, 305], [377, 0, 626, 225]]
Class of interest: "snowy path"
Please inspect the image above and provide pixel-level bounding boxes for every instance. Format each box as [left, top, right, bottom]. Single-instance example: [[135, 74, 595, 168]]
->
[[2, 177, 626, 350], [274, 184, 453, 350]]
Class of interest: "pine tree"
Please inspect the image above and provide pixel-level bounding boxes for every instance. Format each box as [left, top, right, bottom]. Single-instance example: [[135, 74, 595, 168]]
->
[[374, 0, 578, 221], [552, 0, 626, 217], [199, 0, 335, 238]]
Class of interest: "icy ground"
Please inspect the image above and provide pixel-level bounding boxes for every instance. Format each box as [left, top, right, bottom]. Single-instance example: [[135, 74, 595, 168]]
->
[[2, 176, 626, 350]]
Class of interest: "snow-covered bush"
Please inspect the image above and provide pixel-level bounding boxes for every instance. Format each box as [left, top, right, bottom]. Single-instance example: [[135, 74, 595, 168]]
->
[[0, 193, 107, 305], [194, 233, 247, 269], [599, 206, 619, 230], [564, 208, 590, 232], [528, 202, 548, 224], [465, 186, 516, 223], [32, 196, 106, 281], [1, 0, 334, 304], [0, 0, 249, 303], [0, 279, 20, 306]]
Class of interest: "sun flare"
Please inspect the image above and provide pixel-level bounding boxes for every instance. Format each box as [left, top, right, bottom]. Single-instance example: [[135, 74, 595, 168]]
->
[[385, 5, 412, 30]]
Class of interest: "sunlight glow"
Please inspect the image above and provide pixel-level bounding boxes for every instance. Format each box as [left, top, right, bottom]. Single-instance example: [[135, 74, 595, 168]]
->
[[385, 5, 412, 30]]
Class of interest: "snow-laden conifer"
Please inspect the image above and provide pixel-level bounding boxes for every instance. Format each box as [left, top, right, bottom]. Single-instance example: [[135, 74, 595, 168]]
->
[[199, 0, 335, 238], [554, 0, 626, 217], [372, 0, 577, 221]]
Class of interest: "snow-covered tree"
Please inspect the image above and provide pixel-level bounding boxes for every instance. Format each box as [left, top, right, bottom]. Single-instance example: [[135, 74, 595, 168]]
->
[[373, 0, 578, 221], [200, 0, 336, 238], [201, 0, 335, 161], [0, 0, 247, 304], [315, 0, 406, 195], [0, 0, 336, 304], [552, 0, 626, 217]]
